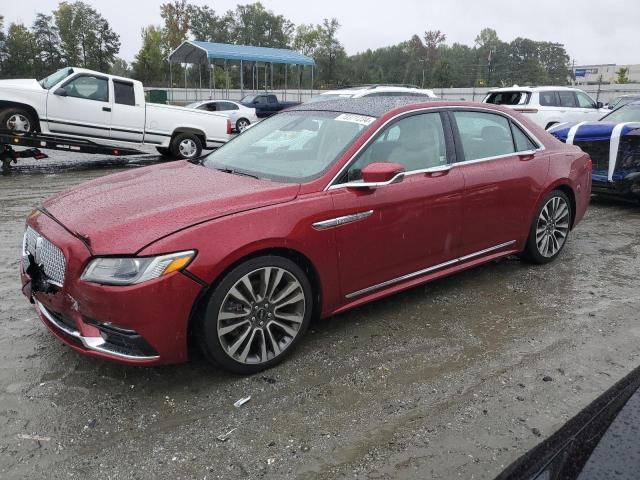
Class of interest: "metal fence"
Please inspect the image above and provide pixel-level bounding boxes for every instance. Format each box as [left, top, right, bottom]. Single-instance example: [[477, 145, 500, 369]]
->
[[151, 84, 640, 106]]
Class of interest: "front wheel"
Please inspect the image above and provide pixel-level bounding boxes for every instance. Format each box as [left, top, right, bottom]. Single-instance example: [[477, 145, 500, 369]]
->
[[170, 132, 202, 160], [197, 256, 313, 374], [0, 107, 37, 134], [522, 190, 572, 264]]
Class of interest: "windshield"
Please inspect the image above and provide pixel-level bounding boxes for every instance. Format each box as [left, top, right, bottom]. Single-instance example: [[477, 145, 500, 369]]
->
[[600, 103, 640, 123], [39, 68, 73, 89], [240, 95, 256, 103], [484, 91, 530, 105], [203, 110, 374, 182], [307, 93, 355, 103]]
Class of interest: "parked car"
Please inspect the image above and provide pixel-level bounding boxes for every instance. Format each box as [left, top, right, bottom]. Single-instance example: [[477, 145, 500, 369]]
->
[[20, 98, 591, 373], [239, 93, 300, 119], [0, 67, 232, 159], [548, 101, 640, 200], [483, 86, 608, 130], [495, 364, 640, 480], [308, 84, 437, 103], [606, 94, 640, 110], [186, 99, 259, 132]]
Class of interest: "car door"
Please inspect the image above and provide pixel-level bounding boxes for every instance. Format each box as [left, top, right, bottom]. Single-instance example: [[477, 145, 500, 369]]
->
[[449, 109, 547, 257], [575, 91, 604, 121], [46, 73, 112, 139], [538, 90, 565, 127], [110, 79, 144, 143], [327, 111, 464, 298]]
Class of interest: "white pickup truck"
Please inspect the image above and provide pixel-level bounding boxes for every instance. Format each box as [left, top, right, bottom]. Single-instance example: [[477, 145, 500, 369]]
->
[[0, 67, 232, 159]]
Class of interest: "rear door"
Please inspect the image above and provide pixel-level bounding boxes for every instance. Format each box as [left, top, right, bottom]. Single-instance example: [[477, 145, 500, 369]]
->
[[449, 109, 547, 256], [110, 79, 144, 143], [46, 73, 112, 139]]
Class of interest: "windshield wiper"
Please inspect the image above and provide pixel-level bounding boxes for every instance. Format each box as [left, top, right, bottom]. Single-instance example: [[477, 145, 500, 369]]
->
[[215, 167, 260, 180]]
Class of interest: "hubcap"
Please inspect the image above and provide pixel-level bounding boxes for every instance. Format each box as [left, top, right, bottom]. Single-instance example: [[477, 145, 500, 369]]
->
[[536, 196, 570, 257], [217, 267, 305, 364], [7, 113, 30, 132], [178, 139, 197, 158], [238, 120, 249, 131]]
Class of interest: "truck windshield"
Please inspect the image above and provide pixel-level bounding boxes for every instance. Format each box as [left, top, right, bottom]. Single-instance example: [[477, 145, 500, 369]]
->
[[203, 110, 373, 183], [39, 68, 74, 89], [241, 95, 256, 103]]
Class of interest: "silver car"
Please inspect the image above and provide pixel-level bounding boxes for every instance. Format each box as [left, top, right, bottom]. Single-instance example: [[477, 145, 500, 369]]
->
[[186, 100, 259, 132]]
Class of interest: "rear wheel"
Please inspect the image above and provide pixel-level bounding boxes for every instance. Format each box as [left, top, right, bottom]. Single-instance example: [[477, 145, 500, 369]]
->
[[522, 190, 572, 264], [170, 132, 202, 160], [0, 107, 37, 134], [236, 118, 250, 132], [197, 256, 312, 374]]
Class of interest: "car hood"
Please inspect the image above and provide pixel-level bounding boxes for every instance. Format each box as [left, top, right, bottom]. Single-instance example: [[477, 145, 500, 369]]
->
[[549, 121, 640, 142], [42, 161, 300, 255], [0, 78, 43, 90]]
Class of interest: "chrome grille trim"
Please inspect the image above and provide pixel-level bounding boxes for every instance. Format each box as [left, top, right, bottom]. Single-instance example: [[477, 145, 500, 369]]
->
[[23, 226, 66, 286]]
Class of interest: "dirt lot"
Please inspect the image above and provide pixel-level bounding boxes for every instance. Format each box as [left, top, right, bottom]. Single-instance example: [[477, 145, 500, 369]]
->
[[1, 153, 639, 480]]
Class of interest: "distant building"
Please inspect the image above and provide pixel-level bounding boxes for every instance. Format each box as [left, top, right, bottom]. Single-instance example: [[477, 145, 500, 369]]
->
[[571, 64, 640, 85]]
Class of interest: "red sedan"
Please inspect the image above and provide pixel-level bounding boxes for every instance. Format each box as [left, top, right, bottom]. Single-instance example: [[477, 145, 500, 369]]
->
[[20, 99, 592, 374]]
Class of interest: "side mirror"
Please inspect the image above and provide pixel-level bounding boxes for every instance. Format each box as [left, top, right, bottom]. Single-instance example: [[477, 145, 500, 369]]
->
[[361, 162, 405, 183], [54, 87, 67, 96], [596, 101, 604, 109]]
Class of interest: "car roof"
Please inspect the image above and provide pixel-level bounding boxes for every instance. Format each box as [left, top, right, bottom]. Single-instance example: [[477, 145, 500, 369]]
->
[[289, 97, 477, 118], [488, 86, 582, 93], [321, 85, 433, 95]]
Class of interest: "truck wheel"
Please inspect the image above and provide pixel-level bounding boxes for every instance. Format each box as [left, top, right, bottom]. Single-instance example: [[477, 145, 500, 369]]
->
[[236, 118, 250, 132], [155, 147, 171, 157], [170, 133, 202, 160], [0, 107, 37, 134]]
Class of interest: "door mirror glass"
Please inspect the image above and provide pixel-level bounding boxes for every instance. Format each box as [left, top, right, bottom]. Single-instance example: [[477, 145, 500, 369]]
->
[[54, 87, 67, 96], [361, 162, 405, 183]]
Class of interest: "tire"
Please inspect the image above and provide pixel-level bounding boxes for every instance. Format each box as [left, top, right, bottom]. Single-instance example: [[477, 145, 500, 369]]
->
[[169, 132, 202, 160], [236, 118, 250, 132], [155, 146, 171, 157], [522, 190, 572, 264], [0, 107, 37, 134], [545, 121, 559, 131], [197, 255, 313, 374]]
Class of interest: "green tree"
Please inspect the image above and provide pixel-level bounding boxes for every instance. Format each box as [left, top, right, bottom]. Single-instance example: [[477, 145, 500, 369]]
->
[[0, 15, 6, 73], [2, 23, 37, 78], [230, 2, 293, 48], [292, 24, 321, 56], [187, 4, 234, 43], [131, 26, 165, 85], [32, 13, 63, 78], [616, 67, 630, 84], [161, 0, 191, 53], [111, 57, 131, 77], [315, 18, 346, 86], [411, 30, 446, 87]]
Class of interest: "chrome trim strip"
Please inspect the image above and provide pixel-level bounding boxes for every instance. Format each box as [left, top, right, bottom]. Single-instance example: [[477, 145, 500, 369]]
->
[[312, 210, 374, 230], [325, 105, 545, 191], [36, 301, 160, 361], [345, 240, 516, 299]]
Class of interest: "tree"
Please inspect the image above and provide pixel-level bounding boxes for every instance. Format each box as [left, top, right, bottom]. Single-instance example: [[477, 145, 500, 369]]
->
[[411, 30, 446, 87], [230, 2, 293, 48], [616, 67, 630, 84], [160, 0, 190, 53], [315, 18, 346, 86], [111, 57, 130, 77], [2, 23, 37, 78], [0, 15, 6, 73], [32, 13, 63, 78], [131, 26, 165, 85], [187, 4, 234, 44], [292, 24, 321, 56]]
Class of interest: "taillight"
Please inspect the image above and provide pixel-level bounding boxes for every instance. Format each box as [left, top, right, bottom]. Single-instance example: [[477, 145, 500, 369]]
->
[[514, 108, 539, 114], [226, 118, 232, 134]]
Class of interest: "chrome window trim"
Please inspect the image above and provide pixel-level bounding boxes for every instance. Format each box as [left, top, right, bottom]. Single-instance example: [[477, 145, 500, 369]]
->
[[312, 210, 374, 230], [325, 106, 545, 191], [345, 240, 516, 299]]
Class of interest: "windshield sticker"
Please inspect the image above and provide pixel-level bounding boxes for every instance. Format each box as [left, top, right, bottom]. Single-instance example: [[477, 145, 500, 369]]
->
[[335, 113, 376, 126]]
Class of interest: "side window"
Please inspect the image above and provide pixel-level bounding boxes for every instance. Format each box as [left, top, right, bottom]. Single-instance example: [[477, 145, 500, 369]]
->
[[453, 111, 515, 161], [64, 75, 109, 102], [558, 91, 578, 108], [255, 96, 268, 105], [268, 95, 277, 104], [113, 80, 135, 106], [511, 123, 537, 152], [218, 102, 239, 111], [345, 113, 447, 182], [539, 91, 559, 107], [576, 92, 597, 109]]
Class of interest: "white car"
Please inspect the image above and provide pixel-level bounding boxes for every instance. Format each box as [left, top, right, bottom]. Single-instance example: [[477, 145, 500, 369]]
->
[[0, 67, 232, 159], [186, 99, 259, 132], [308, 85, 437, 103], [483, 86, 609, 130]]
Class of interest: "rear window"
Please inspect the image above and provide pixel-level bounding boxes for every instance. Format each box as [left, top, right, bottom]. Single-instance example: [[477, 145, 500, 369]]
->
[[485, 91, 530, 106]]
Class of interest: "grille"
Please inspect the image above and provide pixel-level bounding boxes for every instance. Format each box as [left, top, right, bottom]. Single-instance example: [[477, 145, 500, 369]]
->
[[23, 226, 67, 286], [573, 140, 610, 172]]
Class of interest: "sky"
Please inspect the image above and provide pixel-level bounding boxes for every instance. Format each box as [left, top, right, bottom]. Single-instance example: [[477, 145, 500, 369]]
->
[[3, 0, 638, 66]]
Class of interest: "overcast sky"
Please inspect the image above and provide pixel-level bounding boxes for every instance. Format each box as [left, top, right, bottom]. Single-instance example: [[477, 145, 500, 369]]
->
[[3, 0, 638, 65]]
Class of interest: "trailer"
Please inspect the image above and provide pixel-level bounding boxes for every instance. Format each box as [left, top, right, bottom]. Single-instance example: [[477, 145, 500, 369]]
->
[[1, 130, 144, 171]]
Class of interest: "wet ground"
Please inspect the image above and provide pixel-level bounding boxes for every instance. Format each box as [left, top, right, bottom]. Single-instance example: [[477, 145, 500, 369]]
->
[[1, 152, 639, 479]]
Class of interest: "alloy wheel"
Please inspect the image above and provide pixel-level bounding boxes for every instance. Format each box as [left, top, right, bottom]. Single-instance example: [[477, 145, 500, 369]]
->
[[237, 119, 249, 132], [217, 267, 306, 364], [7, 113, 31, 133], [535, 196, 570, 257]]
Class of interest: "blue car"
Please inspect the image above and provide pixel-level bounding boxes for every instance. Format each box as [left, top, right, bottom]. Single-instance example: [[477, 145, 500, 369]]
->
[[548, 102, 640, 200]]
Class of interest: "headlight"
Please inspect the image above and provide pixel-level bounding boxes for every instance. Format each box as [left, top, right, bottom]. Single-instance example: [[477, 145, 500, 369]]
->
[[81, 251, 196, 286]]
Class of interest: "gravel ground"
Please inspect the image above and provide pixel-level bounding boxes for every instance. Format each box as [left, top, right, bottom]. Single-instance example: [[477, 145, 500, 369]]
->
[[1, 151, 639, 479]]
